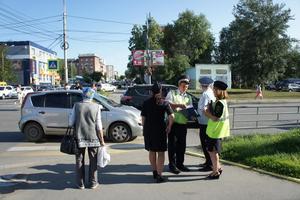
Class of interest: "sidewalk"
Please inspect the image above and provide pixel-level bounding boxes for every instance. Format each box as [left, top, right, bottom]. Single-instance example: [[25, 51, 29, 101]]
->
[[1, 146, 299, 200]]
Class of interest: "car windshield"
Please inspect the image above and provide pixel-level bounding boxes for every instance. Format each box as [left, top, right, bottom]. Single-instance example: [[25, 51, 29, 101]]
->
[[0, 87, 4, 90], [93, 92, 120, 107]]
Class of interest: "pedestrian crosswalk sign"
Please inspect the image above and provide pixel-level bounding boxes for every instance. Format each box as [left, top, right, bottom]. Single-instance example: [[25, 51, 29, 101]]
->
[[48, 60, 58, 70]]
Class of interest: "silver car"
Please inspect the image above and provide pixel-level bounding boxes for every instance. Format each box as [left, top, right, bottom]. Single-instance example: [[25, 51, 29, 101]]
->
[[19, 90, 143, 142]]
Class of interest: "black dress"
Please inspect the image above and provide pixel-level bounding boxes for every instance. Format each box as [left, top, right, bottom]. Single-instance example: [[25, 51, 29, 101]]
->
[[141, 97, 173, 152]]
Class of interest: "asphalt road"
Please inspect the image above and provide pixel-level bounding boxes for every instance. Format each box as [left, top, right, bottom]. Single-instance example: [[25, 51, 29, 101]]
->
[[0, 94, 300, 200]]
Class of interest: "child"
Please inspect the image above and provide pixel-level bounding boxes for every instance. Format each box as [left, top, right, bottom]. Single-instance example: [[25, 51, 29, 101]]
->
[[203, 80, 230, 179]]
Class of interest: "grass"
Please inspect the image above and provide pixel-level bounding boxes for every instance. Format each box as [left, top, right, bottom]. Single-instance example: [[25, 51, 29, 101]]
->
[[221, 129, 300, 178], [188, 89, 300, 100]]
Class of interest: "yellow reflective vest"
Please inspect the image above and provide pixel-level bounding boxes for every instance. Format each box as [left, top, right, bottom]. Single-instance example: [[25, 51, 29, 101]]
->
[[206, 99, 230, 139], [170, 90, 192, 124]]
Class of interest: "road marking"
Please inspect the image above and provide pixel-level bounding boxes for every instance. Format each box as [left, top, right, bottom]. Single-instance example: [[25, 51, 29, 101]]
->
[[7, 146, 60, 152]]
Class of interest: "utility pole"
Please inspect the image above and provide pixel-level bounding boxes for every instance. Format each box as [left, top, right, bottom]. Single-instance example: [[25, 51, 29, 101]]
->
[[62, 0, 69, 83], [145, 13, 152, 84], [1, 49, 4, 81]]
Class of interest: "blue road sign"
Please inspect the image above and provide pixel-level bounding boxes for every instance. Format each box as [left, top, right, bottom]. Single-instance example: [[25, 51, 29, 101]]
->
[[48, 60, 58, 70]]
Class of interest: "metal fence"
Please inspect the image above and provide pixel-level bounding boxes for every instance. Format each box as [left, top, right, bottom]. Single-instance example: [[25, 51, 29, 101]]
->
[[229, 104, 300, 130]]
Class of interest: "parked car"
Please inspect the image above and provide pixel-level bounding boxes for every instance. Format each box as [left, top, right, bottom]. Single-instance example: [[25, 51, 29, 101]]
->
[[19, 90, 142, 143], [0, 85, 18, 99], [120, 84, 200, 128], [275, 78, 300, 91], [265, 83, 276, 90], [99, 83, 117, 92], [283, 83, 300, 92], [21, 86, 34, 97]]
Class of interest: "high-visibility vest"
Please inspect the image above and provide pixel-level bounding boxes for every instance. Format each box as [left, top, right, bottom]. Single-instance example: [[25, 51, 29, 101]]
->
[[206, 99, 230, 139], [170, 90, 192, 124]]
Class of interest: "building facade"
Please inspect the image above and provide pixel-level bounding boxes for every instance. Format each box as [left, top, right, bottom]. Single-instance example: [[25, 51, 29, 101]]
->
[[1, 41, 58, 85], [106, 65, 114, 81], [186, 64, 232, 89], [78, 54, 106, 75]]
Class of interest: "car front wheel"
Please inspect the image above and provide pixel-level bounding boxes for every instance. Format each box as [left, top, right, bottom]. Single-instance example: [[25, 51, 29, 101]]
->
[[108, 122, 131, 143], [23, 122, 45, 142]]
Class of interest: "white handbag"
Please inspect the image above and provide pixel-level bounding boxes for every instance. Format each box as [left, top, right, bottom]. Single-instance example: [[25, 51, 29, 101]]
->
[[97, 146, 111, 168]]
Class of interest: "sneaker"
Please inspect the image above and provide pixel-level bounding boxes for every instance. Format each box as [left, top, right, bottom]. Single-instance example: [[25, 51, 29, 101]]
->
[[76, 185, 85, 189], [90, 183, 98, 189]]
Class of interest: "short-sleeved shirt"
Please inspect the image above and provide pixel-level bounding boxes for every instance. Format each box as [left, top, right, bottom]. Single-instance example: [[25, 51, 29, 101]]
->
[[197, 88, 216, 125], [141, 97, 173, 151]]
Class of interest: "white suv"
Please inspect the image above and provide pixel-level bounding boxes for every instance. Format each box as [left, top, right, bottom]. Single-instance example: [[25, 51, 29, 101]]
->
[[0, 85, 17, 99]]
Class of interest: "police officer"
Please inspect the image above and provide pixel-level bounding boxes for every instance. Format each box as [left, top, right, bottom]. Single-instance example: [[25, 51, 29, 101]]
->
[[197, 77, 215, 171], [165, 75, 193, 174]]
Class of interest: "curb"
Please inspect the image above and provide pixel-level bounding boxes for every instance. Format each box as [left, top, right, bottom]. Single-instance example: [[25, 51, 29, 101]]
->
[[186, 151, 300, 184]]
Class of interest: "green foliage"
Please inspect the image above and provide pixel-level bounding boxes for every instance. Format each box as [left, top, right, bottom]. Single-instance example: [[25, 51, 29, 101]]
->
[[222, 129, 300, 178], [284, 45, 300, 78], [0, 45, 16, 82], [171, 10, 214, 65], [216, 0, 293, 87], [153, 55, 190, 84], [126, 10, 214, 82]]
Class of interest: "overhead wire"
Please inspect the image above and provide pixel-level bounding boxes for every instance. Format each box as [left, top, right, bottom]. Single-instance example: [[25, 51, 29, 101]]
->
[[0, 2, 60, 39], [68, 15, 141, 26]]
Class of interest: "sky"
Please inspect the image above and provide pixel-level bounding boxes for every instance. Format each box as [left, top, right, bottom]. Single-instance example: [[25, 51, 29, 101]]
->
[[0, 0, 299, 75]]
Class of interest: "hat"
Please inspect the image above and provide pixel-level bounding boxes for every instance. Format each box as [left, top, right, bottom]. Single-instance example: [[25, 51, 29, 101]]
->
[[151, 82, 162, 94], [214, 81, 228, 90], [199, 77, 214, 86], [178, 75, 190, 84], [83, 87, 95, 99]]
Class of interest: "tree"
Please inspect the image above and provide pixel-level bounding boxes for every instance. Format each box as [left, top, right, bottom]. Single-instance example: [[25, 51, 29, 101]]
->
[[162, 10, 215, 66], [284, 45, 300, 78], [153, 55, 190, 85], [126, 18, 163, 81], [217, 0, 293, 87], [0, 45, 16, 83]]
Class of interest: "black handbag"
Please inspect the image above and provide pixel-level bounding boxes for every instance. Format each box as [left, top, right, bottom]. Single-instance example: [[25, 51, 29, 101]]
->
[[60, 127, 78, 155]]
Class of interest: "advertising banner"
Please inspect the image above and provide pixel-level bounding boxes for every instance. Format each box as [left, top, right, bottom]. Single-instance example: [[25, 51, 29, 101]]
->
[[132, 50, 145, 66], [151, 50, 164, 66]]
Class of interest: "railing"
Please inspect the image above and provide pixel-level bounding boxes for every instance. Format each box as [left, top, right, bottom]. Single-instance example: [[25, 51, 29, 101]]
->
[[229, 105, 300, 130]]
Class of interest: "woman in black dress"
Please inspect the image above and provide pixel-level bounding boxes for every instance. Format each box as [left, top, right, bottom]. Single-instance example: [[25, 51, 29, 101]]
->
[[141, 82, 174, 183]]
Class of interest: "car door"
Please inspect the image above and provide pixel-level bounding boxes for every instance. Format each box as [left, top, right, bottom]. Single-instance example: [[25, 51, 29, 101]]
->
[[42, 93, 70, 135], [91, 96, 108, 134]]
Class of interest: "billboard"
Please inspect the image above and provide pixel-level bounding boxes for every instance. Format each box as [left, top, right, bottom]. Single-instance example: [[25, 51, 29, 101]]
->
[[132, 50, 145, 66], [151, 50, 164, 66]]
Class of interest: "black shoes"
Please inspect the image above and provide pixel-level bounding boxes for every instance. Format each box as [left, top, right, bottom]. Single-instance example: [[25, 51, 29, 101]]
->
[[177, 165, 190, 172], [152, 170, 158, 179], [156, 175, 166, 183], [206, 172, 220, 180], [169, 167, 181, 174]]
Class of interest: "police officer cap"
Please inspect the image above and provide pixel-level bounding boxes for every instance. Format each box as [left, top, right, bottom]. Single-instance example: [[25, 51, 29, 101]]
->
[[151, 82, 162, 94], [214, 81, 228, 90], [178, 75, 190, 84], [199, 77, 214, 86]]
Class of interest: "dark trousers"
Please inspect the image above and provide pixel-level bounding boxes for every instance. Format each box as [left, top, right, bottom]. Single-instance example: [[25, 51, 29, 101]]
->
[[75, 147, 98, 186], [199, 124, 212, 166], [168, 123, 187, 169]]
